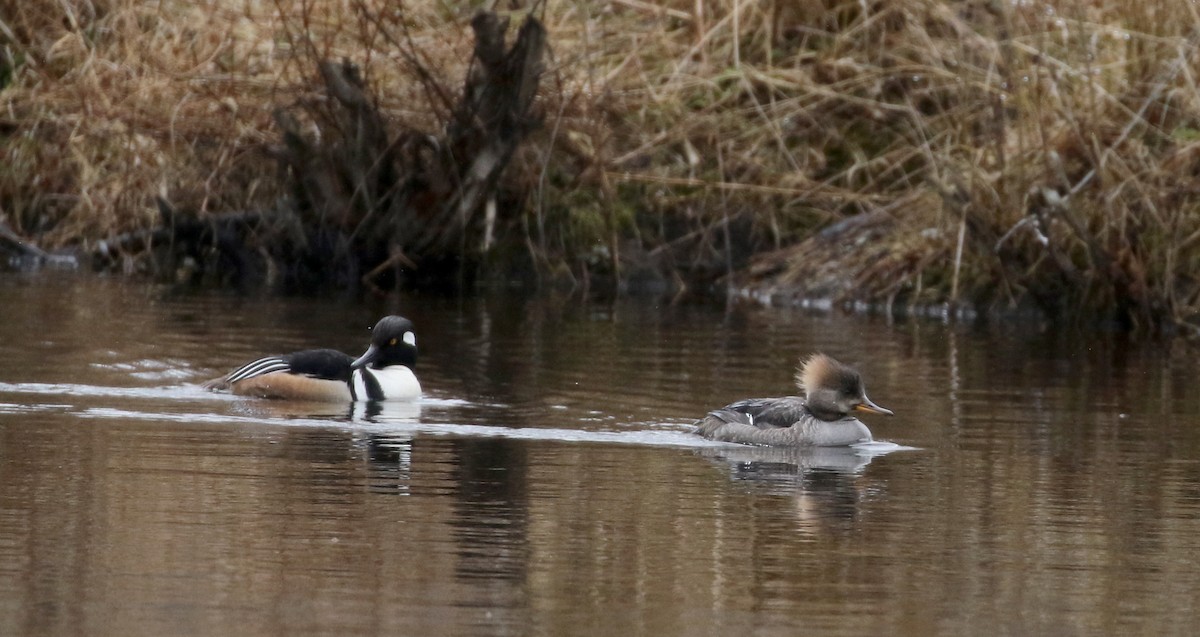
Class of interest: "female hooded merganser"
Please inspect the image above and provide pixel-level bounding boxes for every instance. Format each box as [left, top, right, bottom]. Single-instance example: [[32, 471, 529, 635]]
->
[[695, 353, 893, 447], [203, 315, 421, 402]]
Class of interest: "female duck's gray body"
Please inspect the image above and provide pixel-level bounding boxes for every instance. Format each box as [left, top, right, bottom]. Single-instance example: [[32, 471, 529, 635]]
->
[[695, 354, 892, 447]]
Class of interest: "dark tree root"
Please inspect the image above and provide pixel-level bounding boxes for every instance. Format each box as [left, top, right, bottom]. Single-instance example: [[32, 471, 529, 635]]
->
[[86, 10, 546, 293]]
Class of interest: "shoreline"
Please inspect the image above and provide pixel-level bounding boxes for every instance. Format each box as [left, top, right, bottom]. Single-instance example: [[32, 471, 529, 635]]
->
[[3, 2, 1200, 333]]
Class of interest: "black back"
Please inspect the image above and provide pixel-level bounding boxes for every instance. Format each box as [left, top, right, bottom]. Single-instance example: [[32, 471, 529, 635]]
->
[[284, 349, 355, 382]]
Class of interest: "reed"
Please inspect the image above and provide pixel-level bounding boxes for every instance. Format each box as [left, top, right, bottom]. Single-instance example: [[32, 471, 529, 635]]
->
[[3, 1, 1200, 331]]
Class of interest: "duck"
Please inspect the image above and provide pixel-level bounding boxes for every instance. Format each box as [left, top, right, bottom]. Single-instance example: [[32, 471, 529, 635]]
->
[[202, 315, 421, 402], [694, 353, 892, 446]]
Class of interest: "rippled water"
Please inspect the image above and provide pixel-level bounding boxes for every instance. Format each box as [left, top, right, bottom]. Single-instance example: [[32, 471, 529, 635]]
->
[[2, 274, 1199, 636]]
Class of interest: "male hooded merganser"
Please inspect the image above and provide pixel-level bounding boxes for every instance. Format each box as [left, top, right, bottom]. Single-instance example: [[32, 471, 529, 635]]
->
[[203, 315, 421, 402], [695, 353, 893, 447]]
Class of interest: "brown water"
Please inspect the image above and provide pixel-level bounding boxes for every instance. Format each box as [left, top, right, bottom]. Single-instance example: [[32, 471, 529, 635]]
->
[[1, 274, 1199, 636]]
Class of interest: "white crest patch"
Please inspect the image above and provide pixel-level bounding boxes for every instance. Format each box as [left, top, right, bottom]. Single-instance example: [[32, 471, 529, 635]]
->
[[403, 331, 416, 347]]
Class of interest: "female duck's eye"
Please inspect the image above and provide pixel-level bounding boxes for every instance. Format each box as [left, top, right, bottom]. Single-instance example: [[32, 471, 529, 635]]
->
[[389, 338, 398, 346]]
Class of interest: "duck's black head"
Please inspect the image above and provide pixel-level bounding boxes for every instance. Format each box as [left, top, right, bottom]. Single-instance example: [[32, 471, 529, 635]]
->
[[351, 316, 417, 370], [795, 353, 893, 421]]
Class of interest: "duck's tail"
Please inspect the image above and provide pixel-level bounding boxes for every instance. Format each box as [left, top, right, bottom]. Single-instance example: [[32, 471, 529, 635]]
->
[[694, 408, 752, 439]]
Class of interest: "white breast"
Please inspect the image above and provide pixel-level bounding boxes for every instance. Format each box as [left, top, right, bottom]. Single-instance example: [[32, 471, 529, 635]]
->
[[352, 366, 421, 401]]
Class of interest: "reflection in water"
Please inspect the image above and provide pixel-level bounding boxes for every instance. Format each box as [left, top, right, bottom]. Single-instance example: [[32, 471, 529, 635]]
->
[[2, 276, 1200, 636], [693, 444, 895, 536], [364, 434, 415, 496], [448, 439, 529, 589], [366, 434, 533, 625], [698, 444, 878, 480]]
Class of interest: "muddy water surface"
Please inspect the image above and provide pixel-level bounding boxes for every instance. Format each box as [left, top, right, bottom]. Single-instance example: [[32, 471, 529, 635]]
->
[[1, 274, 1198, 636]]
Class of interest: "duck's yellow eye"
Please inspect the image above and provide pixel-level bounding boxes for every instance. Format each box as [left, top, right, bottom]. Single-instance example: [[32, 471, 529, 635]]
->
[[389, 338, 397, 346]]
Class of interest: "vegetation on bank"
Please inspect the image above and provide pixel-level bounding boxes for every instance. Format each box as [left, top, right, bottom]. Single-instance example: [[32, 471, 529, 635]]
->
[[3, 1, 1200, 332]]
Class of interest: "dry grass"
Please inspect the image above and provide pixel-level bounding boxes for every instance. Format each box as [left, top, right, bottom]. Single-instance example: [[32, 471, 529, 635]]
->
[[4, 1, 1200, 330], [2, 0, 287, 248]]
